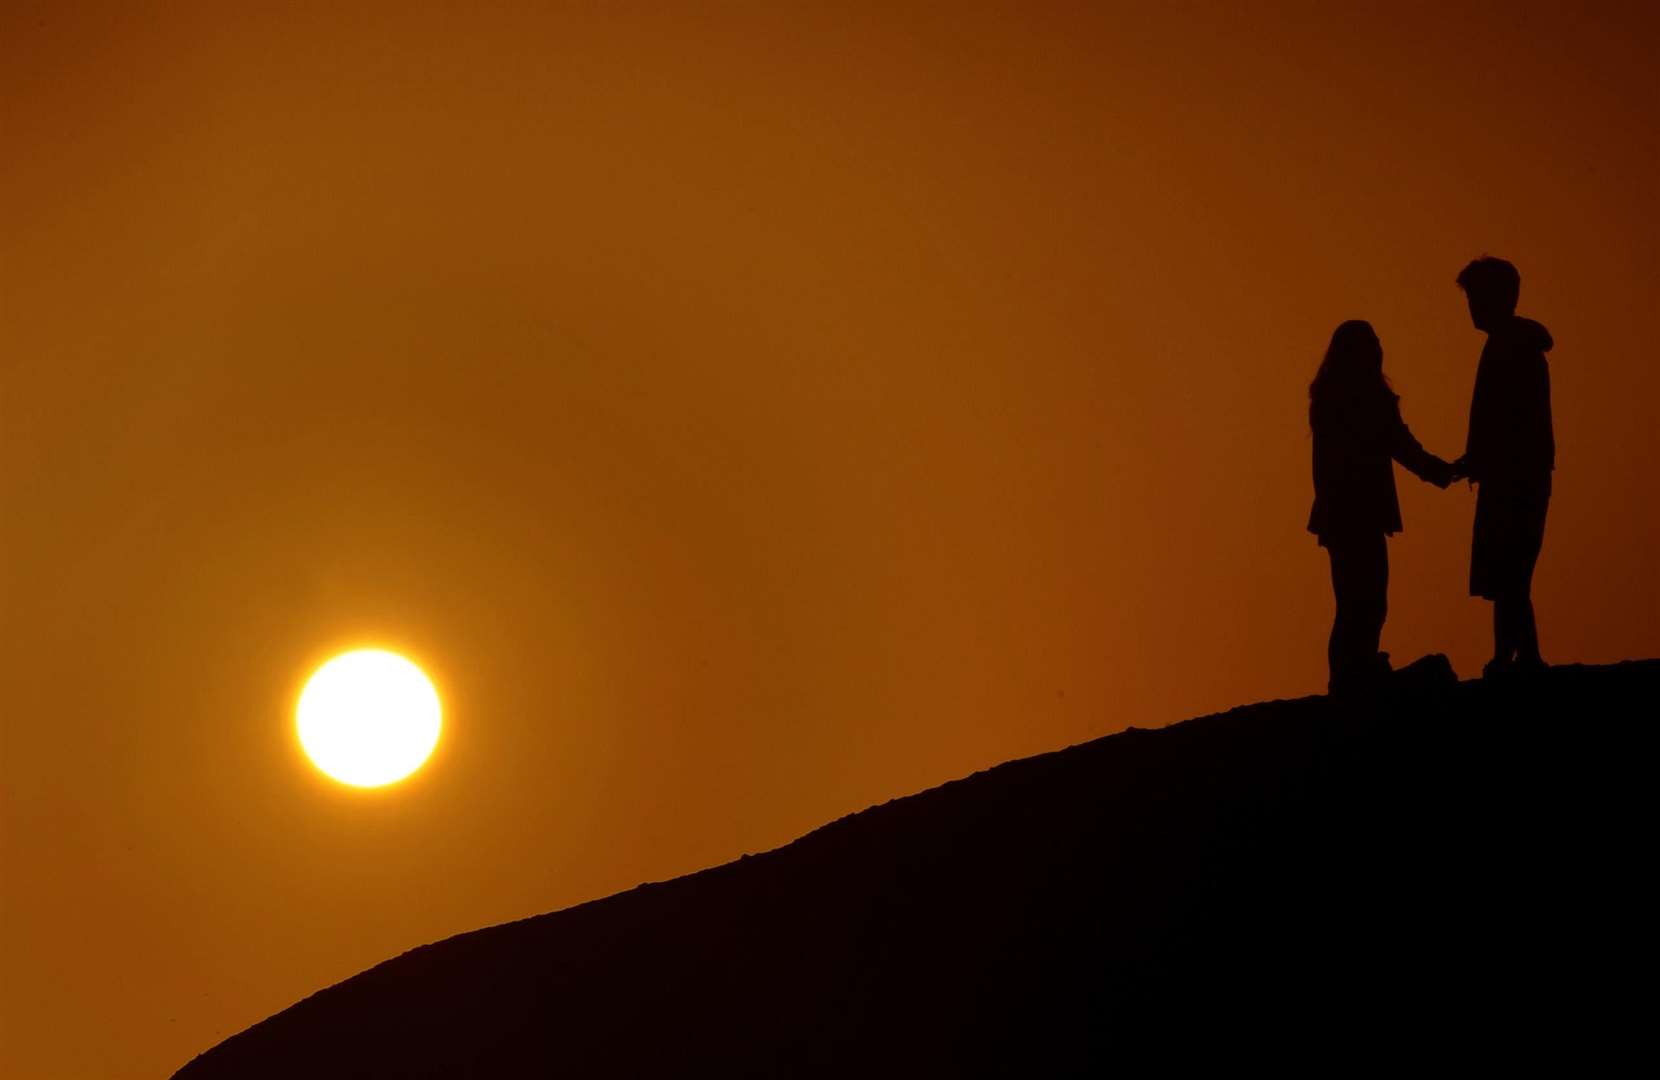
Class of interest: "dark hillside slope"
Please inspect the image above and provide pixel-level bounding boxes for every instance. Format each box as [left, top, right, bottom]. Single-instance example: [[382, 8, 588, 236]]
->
[[176, 659, 1657, 1076]]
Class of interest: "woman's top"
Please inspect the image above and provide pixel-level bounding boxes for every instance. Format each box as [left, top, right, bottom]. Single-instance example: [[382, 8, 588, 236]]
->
[[1308, 391, 1451, 542]]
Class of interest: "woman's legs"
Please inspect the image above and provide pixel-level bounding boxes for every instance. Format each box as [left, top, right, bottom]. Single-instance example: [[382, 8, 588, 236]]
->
[[1327, 533, 1389, 688], [1514, 594, 1541, 663]]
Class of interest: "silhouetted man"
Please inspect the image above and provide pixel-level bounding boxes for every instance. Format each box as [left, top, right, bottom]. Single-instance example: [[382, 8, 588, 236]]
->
[[1453, 257, 1553, 678]]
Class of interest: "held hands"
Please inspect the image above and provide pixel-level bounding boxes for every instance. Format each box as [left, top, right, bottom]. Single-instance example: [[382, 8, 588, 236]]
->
[[1429, 456, 1468, 489]]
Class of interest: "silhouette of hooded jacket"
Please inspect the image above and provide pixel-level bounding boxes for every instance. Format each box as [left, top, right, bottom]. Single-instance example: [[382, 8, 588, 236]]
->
[[1464, 316, 1554, 486], [1307, 392, 1450, 543]]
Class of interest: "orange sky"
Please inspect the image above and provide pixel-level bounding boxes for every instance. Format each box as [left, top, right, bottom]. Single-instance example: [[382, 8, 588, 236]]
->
[[4, 3, 1657, 1075]]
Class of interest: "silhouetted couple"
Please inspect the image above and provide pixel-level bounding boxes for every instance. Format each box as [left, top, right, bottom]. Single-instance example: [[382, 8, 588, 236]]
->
[[1308, 257, 1553, 695]]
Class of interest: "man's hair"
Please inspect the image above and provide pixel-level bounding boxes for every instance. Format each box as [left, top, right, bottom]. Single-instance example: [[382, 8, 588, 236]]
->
[[1456, 256, 1521, 313]]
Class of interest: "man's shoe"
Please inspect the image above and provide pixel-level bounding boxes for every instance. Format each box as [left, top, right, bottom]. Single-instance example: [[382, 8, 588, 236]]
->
[[1482, 658, 1513, 681]]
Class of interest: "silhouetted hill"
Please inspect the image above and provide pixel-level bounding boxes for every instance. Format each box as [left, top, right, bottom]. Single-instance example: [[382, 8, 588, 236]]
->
[[175, 659, 1656, 1076]]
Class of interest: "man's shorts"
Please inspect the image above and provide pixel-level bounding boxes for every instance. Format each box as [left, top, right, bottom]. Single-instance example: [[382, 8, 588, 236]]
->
[[1470, 476, 1551, 600]]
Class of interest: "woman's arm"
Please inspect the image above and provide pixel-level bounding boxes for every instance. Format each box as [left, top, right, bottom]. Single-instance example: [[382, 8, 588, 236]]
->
[[1390, 405, 1455, 488]]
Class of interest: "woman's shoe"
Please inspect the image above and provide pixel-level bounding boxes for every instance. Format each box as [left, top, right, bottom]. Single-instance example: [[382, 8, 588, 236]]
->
[[1329, 653, 1394, 697]]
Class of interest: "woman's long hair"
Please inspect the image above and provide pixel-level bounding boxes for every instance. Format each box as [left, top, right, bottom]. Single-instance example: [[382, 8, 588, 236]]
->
[[1309, 319, 1394, 430]]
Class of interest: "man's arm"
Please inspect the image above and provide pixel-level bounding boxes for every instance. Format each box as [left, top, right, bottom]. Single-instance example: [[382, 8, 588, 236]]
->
[[1461, 352, 1493, 483]]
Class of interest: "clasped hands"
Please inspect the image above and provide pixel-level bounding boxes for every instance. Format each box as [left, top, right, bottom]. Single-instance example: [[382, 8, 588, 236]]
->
[[1436, 455, 1474, 488]]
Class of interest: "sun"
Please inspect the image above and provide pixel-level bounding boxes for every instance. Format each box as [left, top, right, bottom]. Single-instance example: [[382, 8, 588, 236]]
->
[[297, 649, 442, 788]]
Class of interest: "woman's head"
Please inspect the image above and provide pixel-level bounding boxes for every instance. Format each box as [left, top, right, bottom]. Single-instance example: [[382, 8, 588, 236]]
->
[[1309, 320, 1390, 428]]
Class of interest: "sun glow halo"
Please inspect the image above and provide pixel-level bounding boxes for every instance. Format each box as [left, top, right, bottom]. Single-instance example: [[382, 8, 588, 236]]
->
[[297, 650, 441, 787]]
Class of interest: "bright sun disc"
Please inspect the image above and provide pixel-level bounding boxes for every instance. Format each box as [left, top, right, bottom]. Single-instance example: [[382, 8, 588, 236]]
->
[[297, 649, 441, 787]]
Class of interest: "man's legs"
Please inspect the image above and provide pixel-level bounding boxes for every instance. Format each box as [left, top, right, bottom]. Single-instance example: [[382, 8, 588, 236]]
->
[[1484, 483, 1548, 672], [1495, 591, 1541, 667], [1492, 595, 1517, 666]]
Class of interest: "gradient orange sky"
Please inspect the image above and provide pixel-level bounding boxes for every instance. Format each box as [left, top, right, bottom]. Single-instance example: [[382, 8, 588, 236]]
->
[[4, 3, 1657, 1075]]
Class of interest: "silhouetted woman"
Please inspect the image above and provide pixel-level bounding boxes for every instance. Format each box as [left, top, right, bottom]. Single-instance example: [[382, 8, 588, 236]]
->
[[1308, 321, 1456, 693]]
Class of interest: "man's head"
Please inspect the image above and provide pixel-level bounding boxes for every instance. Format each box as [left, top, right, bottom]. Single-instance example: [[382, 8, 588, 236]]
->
[[1456, 256, 1521, 332]]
